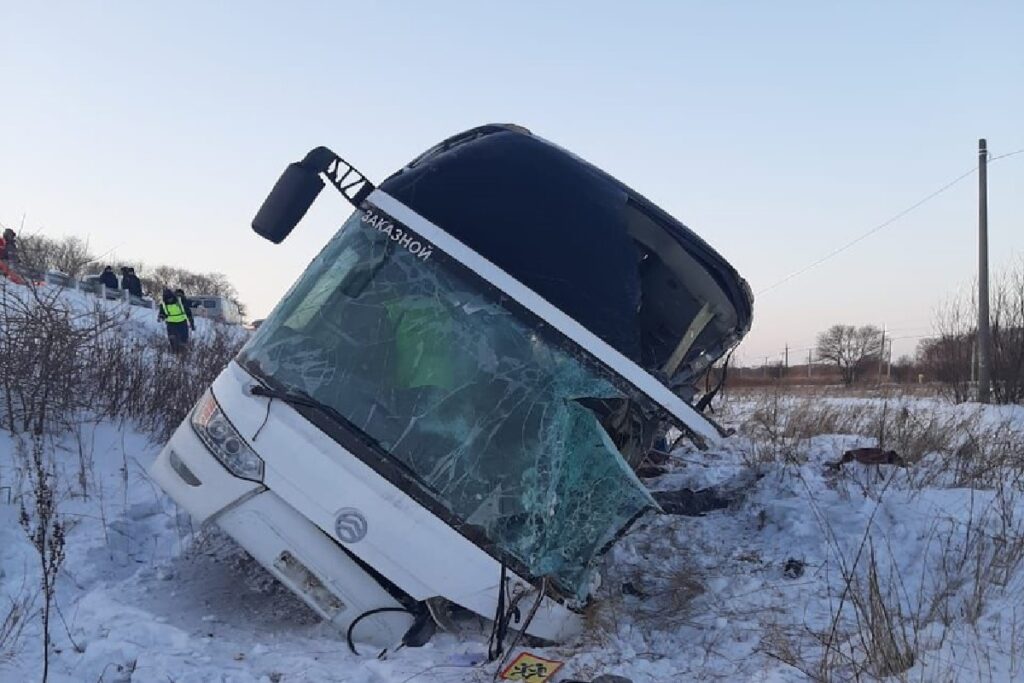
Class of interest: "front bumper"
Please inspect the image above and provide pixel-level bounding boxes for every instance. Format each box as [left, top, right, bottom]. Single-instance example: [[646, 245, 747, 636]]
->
[[217, 489, 414, 648], [148, 418, 413, 649]]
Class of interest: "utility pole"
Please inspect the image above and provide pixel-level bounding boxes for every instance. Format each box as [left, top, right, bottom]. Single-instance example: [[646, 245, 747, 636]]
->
[[886, 339, 892, 379], [978, 138, 992, 403], [971, 340, 977, 383], [807, 349, 812, 378], [784, 343, 789, 369], [878, 324, 886, 380]]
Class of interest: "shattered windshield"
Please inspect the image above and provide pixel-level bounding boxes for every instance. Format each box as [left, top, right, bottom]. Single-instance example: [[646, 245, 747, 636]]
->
[[239, 206, 657, 598]]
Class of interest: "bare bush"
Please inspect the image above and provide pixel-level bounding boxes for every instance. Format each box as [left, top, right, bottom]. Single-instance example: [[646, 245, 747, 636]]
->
[[0, 283, 126, 433], [117, 326, 246, 441], [18, 437, 66, 683], [0, 281, 244, 444]]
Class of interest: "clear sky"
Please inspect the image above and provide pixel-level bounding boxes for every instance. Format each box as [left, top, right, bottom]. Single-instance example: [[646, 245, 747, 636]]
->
[[2, 2, 1022, 364]]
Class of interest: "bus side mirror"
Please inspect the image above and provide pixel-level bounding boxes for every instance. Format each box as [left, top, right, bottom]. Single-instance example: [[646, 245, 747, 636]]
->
[[252, 162, 325, 244]]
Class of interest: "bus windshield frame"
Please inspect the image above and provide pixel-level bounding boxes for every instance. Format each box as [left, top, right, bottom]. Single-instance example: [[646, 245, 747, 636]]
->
[[238, 204, 672, 599]]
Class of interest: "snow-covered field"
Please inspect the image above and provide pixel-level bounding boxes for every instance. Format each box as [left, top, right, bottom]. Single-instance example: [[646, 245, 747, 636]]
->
[[2, 285, 1024, 682]]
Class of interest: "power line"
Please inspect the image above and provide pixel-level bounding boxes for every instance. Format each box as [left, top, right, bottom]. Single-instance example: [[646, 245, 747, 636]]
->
[[758, 165, 978, 295], [757, 146, 1023, 297], [991, 148, 1024, 162]]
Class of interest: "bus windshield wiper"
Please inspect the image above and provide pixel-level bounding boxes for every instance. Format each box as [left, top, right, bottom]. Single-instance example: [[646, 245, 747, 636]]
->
[[250, 383, 322, 410], [249, 384, 354, 430], [248, 382, 426, 485]]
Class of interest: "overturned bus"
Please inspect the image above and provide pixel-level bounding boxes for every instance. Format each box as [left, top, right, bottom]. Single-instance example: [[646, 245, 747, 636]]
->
[[149, 124, 752, 653]]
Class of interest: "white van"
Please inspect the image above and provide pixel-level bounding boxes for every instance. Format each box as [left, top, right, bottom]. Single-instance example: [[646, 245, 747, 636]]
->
[[148, 125, 753, 655], [187, 295, 243, 325]]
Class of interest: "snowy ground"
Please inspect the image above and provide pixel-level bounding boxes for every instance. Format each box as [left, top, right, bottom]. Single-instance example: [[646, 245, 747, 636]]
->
[[2, 288, 1024, 681]]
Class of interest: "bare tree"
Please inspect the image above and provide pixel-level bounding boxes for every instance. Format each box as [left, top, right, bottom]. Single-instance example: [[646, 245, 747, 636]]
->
[[920, 286, 976, 402], [48, 236, 95, 277], [924, 259, 1024, 405], [889, 355, 918, 384], [815, 324, 883, 386], [13, 234, 96, 278], [990, 258, 1024, 404]]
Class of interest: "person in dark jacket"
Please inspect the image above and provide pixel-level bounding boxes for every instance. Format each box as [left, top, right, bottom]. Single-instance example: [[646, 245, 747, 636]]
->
[[99, 265, 119, 290], [0, 229, 17, 263], [158, 288, 191, 352], [123, 267, 144, 298], [174, 288, 196, 330]]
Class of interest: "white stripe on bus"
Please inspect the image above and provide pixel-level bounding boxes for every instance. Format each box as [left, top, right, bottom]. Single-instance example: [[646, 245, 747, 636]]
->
[[367, 190, 720, 443]]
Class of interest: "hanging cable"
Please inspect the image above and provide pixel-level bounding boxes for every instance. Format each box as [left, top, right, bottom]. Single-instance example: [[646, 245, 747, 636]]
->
[[990, 148, 1024, 162], [487, 564, 511, 661], [346, 606, 417, 656], [696, 351, 733, 413], [758, 165, 978, 295], [492, 577, 549, 680], [758, 146, 1023, 297]]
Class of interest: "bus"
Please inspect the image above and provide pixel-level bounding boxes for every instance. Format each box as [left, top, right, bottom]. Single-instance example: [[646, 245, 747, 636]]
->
[[149, 124, 752, 654]]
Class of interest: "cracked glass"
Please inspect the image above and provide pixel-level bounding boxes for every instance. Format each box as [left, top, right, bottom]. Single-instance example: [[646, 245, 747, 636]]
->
[[240, 207, 656, 598]]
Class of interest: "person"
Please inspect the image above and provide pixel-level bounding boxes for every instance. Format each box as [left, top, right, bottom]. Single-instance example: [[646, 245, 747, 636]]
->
[[0, 228, 24, 284], [2, 229, 16, 263], [158, 288, 191, 352], [174, 288, 196, 330], [99, 265, 119, 290], [0, 228, 15, 262], [124, 267, 144, 298]]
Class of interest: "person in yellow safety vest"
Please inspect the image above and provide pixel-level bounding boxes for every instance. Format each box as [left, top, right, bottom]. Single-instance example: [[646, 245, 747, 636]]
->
[[158, 288, 193, 352]]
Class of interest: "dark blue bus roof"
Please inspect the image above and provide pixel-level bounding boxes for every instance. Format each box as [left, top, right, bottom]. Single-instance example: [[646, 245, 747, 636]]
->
[[379, 125, 752, 386]]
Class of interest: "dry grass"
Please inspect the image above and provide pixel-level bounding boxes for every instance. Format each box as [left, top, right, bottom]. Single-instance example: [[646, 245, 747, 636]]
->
[[579, 386, 1024, 680], [0, 581, 33, 665], [733, 387, 1024, 681]]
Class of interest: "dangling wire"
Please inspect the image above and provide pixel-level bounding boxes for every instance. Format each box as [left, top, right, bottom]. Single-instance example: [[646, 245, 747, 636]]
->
[[696, 350, 733, 414], [346, 606, 416, 656], [492, 577, 549, 680], [487, 565, 512, 661]]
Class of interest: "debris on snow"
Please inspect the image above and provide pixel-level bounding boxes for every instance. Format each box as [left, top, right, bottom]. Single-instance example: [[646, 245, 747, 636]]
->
[[651, 487, 732, 516]]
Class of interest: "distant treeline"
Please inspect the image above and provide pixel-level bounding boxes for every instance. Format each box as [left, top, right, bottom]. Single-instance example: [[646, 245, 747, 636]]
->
[[727, 258, 1024, 405]]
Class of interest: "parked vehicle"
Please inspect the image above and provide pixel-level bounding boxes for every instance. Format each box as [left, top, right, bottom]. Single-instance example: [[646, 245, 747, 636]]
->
[[187, 295, 243, 324], [148, 125, 753, 653]]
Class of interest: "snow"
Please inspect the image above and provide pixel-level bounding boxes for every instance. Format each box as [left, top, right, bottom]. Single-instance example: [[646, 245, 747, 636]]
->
[[3, 284, 1024, 681], [0, 281, 235, 344]]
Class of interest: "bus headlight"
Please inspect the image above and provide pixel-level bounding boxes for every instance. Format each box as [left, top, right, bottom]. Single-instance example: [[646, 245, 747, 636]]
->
[[191, 390, 265, 482]]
